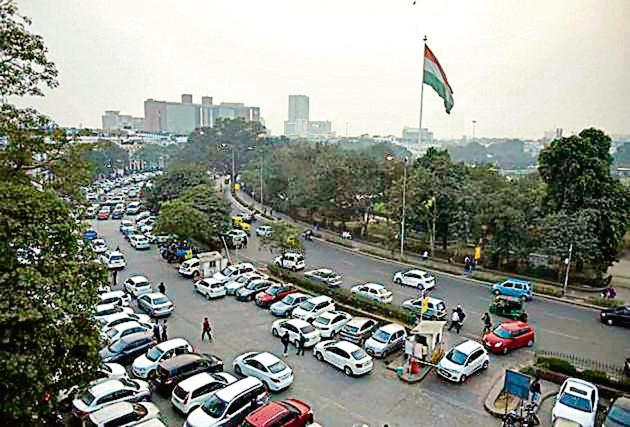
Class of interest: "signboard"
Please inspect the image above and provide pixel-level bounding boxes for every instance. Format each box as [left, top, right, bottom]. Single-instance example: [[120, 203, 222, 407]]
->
[[503, 369, 530, 400], [474, 246, 481, 261]]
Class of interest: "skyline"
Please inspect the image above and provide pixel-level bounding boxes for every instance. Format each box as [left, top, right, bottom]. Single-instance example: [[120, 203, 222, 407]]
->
[[12, 0, 630, 139]]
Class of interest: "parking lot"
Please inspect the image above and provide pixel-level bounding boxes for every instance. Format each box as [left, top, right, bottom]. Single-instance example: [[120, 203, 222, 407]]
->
[[93, 218, 530, 426]]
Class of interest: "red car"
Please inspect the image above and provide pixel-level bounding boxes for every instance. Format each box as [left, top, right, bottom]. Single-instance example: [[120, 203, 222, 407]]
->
[[97, 209, 111, 220], [241, 399, 313, 427], [484, 320, 535, 354], [255, 284, 296, 308]]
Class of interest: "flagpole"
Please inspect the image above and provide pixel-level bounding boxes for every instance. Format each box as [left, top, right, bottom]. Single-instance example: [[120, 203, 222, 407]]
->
[[418, 35, 427, 145]]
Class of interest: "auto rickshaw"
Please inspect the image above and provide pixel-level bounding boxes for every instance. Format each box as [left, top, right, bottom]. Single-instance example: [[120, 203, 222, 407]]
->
[[489, 295, 528, 321]]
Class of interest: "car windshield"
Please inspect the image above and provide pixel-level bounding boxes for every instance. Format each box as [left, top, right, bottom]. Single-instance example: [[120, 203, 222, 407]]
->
[[146, 345, 164, 362], [446, 349, 468, 365], [607, 404, 630, 424], [110, 255, 124, 262], [300, 301, 316, 311], [300, 325, 316, 334], [119, 378, 138, 389], [493, 325, 514, 339], [106, 328, 120, 339], [282, 295, 297, 304], [351, 348, 368, 360], [315, 316, 331, 325], [267, 287, 281, 296], [202, 394, 228, 418], [245, 281, 261, 290], [153, 297, 169, 305], [372, 330, 391, 343], [268, 361, 288, 374], [344, 325, 359, 333], [107, 339, 126, 353], [80, 390, 96, 405], [559, 392, 592, 413], [220, 266, 236, 276]]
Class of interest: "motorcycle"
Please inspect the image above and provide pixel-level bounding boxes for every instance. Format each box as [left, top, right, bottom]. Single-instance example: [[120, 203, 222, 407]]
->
[[302, 230, 314, 241]]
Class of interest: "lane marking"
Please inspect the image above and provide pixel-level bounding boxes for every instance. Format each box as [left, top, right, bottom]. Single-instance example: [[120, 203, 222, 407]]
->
[[540, 328, 580, 340], [544, 313, 580, 321]]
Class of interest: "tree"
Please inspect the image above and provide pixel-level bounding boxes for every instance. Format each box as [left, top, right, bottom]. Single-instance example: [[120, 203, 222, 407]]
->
[[144, 163, 210, 212], [259, 221, 304, 259], [154, 200, 215, 244], [0, 183, 108, 423], [81, 140, 130, 179], [180, 184, 231, 236]]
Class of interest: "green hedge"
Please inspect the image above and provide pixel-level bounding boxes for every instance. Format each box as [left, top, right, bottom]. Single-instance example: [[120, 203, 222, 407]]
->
[[536, 357, 630, 393], [536, 357, 577, 376], [268, 264, 415, 325], [586, 297, 625, 308], [533, 284, 563, 298], [324, 236, 355, 249]]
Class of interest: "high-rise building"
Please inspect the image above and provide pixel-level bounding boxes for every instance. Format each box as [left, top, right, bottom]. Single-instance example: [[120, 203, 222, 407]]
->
[[102, 110, 144, 131], [284, 95, 333, 138], [288, 95, 309, 122], [401, 127, 434, 144]]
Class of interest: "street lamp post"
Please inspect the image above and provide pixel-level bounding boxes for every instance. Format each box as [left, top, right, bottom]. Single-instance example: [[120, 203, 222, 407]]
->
[[562, 243, 573, 297], [400, 157, 409, 259], [472, 120, 477, 142]]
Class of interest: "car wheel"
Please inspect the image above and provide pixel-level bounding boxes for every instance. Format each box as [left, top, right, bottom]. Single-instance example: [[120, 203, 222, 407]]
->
[[459, 374, 467, 384], [316, 352, 324, 361], [292, 266, 297, 272], [272, 328, 279, 337], [493, 290, 500, 295], [206, 292, 212, 301], [482, 360, 489, 370], [607, 318, 614, 326], [520, 295, 527, 303], [344, 366, 353, 376], [235, 365, 242, 376], [527, 339, 534, 347]]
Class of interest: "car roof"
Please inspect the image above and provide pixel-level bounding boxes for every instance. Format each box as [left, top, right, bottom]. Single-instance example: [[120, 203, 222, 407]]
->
[[90, 379, 124, 396], [287, 319, 311, 328], [453, 340, 483, 354], [156, 338, 189, 351], [89, 401, 134, 422], [363, 282, 385, 289], [334, 340, 361, 352], [234, 262, 254, 268], [109, 251, 124, 256], [252, 352, 280, 367], [245, 401, 288, 423], [101, 290, 125, 298], [307, 295, 331, 304], [129, 275, 149, 283], [160, 353, 202, 369], [346, 317, 374, 327], [501, 321, 530, 330], [379, 323, 405, 333], [215, 376, 262, 402], [406, 269, 428, 275], [611, 396, 630, 411], [121, 331, 152, 344], [111, 321, 140, 331], [317, 311, 339, 320], [177, 372, 216, 392], [563, 378, 597, 394], [504, 277, 531, 285], [143, 292, 166, 300]]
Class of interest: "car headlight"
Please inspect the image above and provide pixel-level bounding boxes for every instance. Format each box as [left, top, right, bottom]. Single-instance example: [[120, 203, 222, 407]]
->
[[601, 313, 606, 317], [494, 342, 503, 348]]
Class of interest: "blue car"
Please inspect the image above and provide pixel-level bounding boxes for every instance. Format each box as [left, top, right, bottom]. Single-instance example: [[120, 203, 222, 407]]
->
[[492, 278, 532, 301], [83, 229, 98, 240]]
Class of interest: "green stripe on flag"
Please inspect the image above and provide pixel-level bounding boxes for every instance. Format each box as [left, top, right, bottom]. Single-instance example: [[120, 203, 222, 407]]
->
[[423, 70, 454, 114]]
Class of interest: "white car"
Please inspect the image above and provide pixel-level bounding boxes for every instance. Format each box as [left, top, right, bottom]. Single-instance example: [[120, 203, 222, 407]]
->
[[100, 251, 126, 270], [126, 202, 142, 215], [102, 321, 149, 344], [138, 292, 174, 317], [72, 378, 151, 418], [552, 378, 599, 427], [313, 340, 373, 376], [135, 211, 151, 224], [304, 268, 342, 288], [119, 220, 135, 233], [351, 283, 393, 304], [170, 372, 238, 415], [393, 269, 436, 291], [58, 363, 129, 403], [292, 295, 335, 322], [194, 278, 226, 299], [94, 303, 133, 319], [129, 234, 151, 250], [179, 258, 200, 278], [233, 352, 294, 392], [271, 318, 321, 348], [224, 272, 266, 296], [98, 312, 152, 330], [123, 275, 152, 297], [312, 311, 352, 339], [92, 239, 108, 254], [139, 224, 153, 234], [99, 290, 131, 307], [274, 252, 305, 271], [86, 401, 160, 427], [132, 338, 193, 379], [437, 340, 490, 383], [212, 262, 256, 284], [255, 225, 273, 237]]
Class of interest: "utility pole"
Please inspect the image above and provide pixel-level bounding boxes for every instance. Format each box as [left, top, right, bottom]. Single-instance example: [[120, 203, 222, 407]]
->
[[400, 157, 409, 258], [231, 148, 235, 188], [260, 146, 264, 207], [418, 35, 427, 145], [472, 120, 477, 142], [562, 243, 573, 297]]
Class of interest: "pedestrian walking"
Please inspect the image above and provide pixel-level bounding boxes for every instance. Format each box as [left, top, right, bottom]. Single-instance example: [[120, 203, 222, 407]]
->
[[281, 332, 290, 357], [111, 270, 118, 288], [201, 317, 213, 341], [152, 320, 161, 343], [529, 377, 541, 407], [296, 333, 306, 356], [161, 320, 168, 342], [158, 282, 166, 295], [481, 312, 493, 336], [448, 309, 461, 334], [464, 256, 471, 273]]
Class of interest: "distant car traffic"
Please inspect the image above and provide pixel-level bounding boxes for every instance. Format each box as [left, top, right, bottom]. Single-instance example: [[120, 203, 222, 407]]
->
[[492, 278, 533, 301], [393, 269, 436, 291], [274, 252, 305, 271], [600, 305, 630, 327], [256, 225, 273, 237]]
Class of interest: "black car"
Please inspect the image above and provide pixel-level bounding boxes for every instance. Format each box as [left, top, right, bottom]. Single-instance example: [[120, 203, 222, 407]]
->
[[151, 353, 223, 395], [600, 305, 630, 327], [235, 279, 272, 302], [99, 332, 156, 364]]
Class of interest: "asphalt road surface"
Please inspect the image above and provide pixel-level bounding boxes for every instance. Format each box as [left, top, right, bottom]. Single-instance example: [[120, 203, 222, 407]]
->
[[93, 219, 505, 427]]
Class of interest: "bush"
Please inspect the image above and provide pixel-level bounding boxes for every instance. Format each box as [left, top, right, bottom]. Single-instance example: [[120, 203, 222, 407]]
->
[[536, 357, 577, 376], [324, 236, 355, 249], [581, 369, 609, 384], [533, 284, 563, 298], [268, 264, 415, 325], [586, 297, 625, 308]]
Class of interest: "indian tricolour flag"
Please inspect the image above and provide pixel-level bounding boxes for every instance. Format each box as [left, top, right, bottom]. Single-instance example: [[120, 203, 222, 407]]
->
[[423, 45, 454, 114]]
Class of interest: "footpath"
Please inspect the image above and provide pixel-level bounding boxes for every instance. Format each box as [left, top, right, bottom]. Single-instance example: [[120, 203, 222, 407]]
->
[[232, 189, 630, 309]]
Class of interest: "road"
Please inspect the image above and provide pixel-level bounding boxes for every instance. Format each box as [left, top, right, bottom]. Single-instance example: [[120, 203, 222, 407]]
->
[[93, 219, 505, 426]]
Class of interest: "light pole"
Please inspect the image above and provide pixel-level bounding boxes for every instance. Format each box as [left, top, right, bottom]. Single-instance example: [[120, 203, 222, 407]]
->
[[472, 120, 477, 142], [562, 243, 573, 297], [400, 157, 409, 259]]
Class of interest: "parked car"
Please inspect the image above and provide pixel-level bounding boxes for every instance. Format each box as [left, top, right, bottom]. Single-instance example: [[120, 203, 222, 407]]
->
[[185, 377, 269, 427], [437, 340, 490, 383], [99, 332, 157, 364], [194, 278, 227, 300], [255, 284, 296, 308], [84, 228, 98, 241], [71, 378, 151, 418], [100, 250, 126, 270], [255, 225, 273, 237], [126, 202, 142, 215], [119, 220, 135, 233], [351, 283, 393, 304], [236, 279, 274, 302], [600, 305, 630, 327], [129, 234, 151, 250], [152, 353, 224, 395], [98, 312, 152, 330], [99, 290, 131, 307], [393, 269, 436, 291], [85, 401, 160, 427], [92, 239, 108, 254], [242, 399, 314, 427], [179, 258, 201, 278], [313, 340, 373, 376], [212, 262, 256, 284], [483, 320, 535, 354], [225, 272, 266, 296], [270, 292, 312, 318], [85, 206, 97, 219], [97, 209, 111, 220], [401, 297, 447, 320], [604, 396, 630, 427], [364, 323, 407, 358], [291, 295, 335, 322], [274, 252, 305, 271], [233, 351, 294, 392], [132, 338, 193, 379], [312, 311, 352, 339], [339, 317, 379, 345], [111, 208, 125, 220], [94, 303, 133, 320], [170, 372, 238, 415], [102, 321, 150, 344], [304, 268, 342, 288], [492, 278, 533, 301], [552, 378, 599, 427], [271, 319, 321, 348], [138, 292, 174, 317], [123, 275, 152, 298]]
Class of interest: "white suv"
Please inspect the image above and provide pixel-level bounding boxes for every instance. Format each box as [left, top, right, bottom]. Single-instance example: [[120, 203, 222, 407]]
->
[[123, 275, 152, 298], [132, 338, 193, 379], [171, 372, 238, 415], [179, 258, 200, 278], [274, 253, 305, 271], [100, 251, 126, 270], [437, 340, 489, 383], [292, 295, 335, 322], [393, 269, 436, 291], [212, 262, 256, 284]]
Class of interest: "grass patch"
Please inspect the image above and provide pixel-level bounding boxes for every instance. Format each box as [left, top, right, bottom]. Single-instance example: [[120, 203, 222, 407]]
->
[[323, 236, 355, 249]]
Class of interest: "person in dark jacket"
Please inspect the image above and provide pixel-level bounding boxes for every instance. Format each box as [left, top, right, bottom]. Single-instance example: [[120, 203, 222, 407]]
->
[[158, 282, 166, 295], [296, 333, 306, 356], [281, 332, 290, 357], [161, 320, 168, 342], [152, 320, 161, 343], [202, 317, 212, 341]]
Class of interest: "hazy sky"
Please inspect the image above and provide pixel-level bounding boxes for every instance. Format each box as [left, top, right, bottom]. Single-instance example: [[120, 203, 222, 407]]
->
[[14, 0, 630, 139]]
